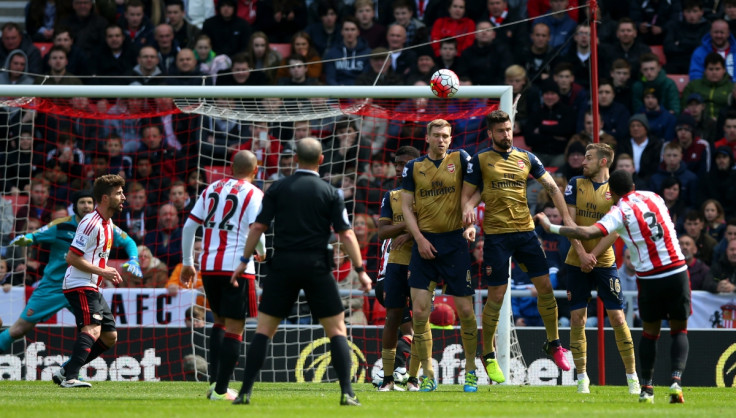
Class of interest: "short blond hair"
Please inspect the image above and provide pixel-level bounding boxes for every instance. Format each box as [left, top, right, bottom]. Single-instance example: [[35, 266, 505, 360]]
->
[[505, 64, 527, 79], [426, 119, 451, 135]]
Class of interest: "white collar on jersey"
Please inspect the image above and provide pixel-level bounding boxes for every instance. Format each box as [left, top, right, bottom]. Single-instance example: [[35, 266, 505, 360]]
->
[[295, 169, 319, 176]]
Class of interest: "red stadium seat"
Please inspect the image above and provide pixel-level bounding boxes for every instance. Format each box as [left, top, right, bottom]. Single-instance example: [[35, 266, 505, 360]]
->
[[650, 45, 666, 66], [364, 296, 386, 325], [667, 74, 689, 94], [107, 259, 127, 274], [2, 194, 28, 216], [34, 42, 53, 57], [205, 165, 230, 183], [271, 43, 292, 58], [513, 135, 530, 151]]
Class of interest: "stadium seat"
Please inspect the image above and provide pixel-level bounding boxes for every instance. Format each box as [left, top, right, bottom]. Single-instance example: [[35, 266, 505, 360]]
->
[[34, 42, 53, 57], [364, 296, 386, 325], [107, 259, 127, 274], [2, 194, 29, 216], [650, 45, 666, 66], [667, 74, 689, 94], [205, 165, 230, 183], [271, 43, 292, 58], [513, 135, 530, 151]]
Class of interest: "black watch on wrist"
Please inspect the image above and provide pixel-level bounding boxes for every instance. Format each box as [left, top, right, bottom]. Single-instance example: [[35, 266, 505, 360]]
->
[[354, 265, 365, 273]]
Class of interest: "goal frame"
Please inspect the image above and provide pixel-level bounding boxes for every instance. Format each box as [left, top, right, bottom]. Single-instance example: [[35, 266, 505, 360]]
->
[[1, 84, 516, 382]]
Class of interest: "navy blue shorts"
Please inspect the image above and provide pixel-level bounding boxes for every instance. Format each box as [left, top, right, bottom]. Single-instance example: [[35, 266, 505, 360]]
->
[[409, 229, 473, 297], [566, 265, 624, 311], [383, 263, 411, 309], [483, 231, 549, 287]]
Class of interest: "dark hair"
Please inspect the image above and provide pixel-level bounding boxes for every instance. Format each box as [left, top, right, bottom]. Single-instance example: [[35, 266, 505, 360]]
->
[[396, 145, 420, 159], [597, 77, 614, 90], [165, 0, 185, 10], [54, 25, 74, 39], [639, 52, 659, 65], [683, 0, 703, 10], [335, 116, 357, 133], [705, 52, 726, 68], [660, 176, 681, 195], [608, 169, 634, 197], [317, 0, 338, 17], [685, 209, 704, 222], [485, 109, 510, 128], [617, 17, 636, 30], [231, 52, 250, 64], [126, 0, 144, 10], [552, 62, 574, 76], [287, 53, 307, 64], [92, 174, 125, 203], [48, 45, 68, 58]]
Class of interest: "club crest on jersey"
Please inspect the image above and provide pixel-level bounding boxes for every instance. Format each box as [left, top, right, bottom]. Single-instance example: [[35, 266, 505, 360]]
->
[[447, 163, 455, 173], [567, 290, 572, 301], [517, 160, 525, 170], [485, 266, 492, 276], [26, 308, 34, 317], [605, 191, 612, 200]]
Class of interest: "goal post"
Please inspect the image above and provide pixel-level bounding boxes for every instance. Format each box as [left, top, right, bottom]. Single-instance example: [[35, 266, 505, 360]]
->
[[0, 84, 520, 384]]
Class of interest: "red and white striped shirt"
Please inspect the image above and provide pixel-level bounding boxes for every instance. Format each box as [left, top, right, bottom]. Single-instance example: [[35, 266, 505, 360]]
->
[[188, 178, 264, 275], [596, 190, 686, 279], [63, 209, 114, 291]]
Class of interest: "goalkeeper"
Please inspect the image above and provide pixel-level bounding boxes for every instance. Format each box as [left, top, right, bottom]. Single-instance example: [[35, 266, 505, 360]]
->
[[0, 190, 141, 354]]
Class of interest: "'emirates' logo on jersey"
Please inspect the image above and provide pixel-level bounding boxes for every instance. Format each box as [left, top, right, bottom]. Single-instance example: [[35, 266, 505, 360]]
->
[[605, 191, 612, 200], [447, 163, 455, 173], [517, 160, 525, 170]]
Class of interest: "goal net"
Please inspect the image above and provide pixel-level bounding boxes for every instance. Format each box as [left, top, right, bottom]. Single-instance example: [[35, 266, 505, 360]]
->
[[0, 85, 527, 385]]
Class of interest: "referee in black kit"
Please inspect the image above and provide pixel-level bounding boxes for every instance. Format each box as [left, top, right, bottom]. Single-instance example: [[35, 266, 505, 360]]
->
[[230, 137, 372, 407]]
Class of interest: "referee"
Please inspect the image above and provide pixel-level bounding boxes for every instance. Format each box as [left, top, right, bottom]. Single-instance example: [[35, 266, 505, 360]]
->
[[231, 137, 372, 407]]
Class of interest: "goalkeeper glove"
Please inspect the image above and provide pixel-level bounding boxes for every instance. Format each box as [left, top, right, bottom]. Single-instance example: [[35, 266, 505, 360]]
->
[[9, 234, 33, 247], [123, 257, 142, 278]]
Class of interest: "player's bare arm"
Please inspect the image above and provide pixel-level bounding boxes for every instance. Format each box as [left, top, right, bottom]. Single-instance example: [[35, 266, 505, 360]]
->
[[378, 219, 407, 240], [534, 212, 605, 240], [401, 190, 436, 259], [588, 232, 619, 260], [460, 183, 480, 226], [566, 204, 597, 271], [539, 172, 575, 226], [231, 222, 269, 287], [337, 228, 372, 292], [66, 251, 122, 285], [378, 219, 412, 250]]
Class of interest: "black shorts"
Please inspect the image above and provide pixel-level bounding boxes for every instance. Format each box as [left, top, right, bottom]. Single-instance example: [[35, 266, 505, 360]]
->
[[63, 288, 116, 332], [566, 265, 624, 311], [202, 273, 257, 320], [483, 231, 549, 286], [637, 270, 691, 322], [258, 250, 344, 320], [376, 267, 413, 324]]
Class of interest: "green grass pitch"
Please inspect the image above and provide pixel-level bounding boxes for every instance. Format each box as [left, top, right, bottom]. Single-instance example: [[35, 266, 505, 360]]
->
[[1, 382, 734, 417]]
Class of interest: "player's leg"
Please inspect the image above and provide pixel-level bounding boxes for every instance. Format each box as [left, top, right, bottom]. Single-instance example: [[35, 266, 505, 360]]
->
[[304, 264, 361, 405], [454, 295, 479, 391], [480, 234, 512, 383], [202, 275, 225, 387], [636, 276, 665, 403], [666, 270, 690, 404], [212, 274, 254, 400], [409, 287, 435, 388], [234, 312, 282, 404], [0, 318, 34, 353], [80, 295, 118, 369], [60, 289, 107, 387], [566, 266, 592, 392], [517, 232, 569, 371], [0, 288, 70, 353], [235, 266, 298, 405], [395, 319, 413, 370], [594, 267, 637, 391], [408, 245, 438, 389], [379, 264, 410, 391]]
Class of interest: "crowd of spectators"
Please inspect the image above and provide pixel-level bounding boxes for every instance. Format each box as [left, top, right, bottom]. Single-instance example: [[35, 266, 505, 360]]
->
[[3, 0, 736, 326]]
